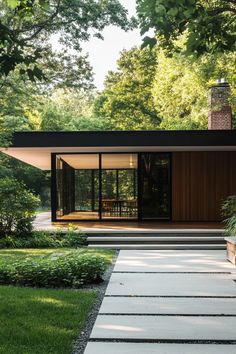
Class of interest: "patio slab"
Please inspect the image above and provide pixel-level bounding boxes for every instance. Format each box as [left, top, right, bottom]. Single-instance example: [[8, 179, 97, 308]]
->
[[83, 250, 236, 354], [99, 296, 236, 315], [113, 250, 235, 273], [84, 343, 236, 354], [105, 273, 236, 296], [90, 315, 236, 340]]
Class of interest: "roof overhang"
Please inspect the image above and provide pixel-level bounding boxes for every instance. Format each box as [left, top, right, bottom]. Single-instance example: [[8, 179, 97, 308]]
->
[[1, 130, 236, 170]]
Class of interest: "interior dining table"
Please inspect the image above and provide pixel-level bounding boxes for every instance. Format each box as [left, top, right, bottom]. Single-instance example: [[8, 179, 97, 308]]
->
[[101, 199, 137, 217]]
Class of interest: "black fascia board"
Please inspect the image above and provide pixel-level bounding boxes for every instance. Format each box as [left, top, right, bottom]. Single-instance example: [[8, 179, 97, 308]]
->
[[11, 130, 236, 148]]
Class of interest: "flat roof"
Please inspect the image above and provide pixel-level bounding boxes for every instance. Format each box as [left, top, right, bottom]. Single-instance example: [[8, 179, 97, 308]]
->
[[9, 130, 236, 147], [1, 130, 236, 170]]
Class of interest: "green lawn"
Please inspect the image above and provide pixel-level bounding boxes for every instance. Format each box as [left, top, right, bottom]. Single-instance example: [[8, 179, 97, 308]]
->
[[0, 285, 96, 354], [0, 247, 115, 354]]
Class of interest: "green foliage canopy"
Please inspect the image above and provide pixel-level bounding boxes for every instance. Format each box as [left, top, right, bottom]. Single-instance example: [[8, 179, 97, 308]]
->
[[40, 88, 111, 131], [95, 45, 235, 131], [94, 47, 161, 130], [136, 0, 236, 55], [0, 0, 134, 80], [152, 51, 236, 129]]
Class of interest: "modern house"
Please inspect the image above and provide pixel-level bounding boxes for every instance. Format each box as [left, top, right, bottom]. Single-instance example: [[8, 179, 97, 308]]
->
[[1, 81, 236, 224]]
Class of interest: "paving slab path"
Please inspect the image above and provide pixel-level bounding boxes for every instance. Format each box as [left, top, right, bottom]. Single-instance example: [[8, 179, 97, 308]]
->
[[84, 250, 236, 354]]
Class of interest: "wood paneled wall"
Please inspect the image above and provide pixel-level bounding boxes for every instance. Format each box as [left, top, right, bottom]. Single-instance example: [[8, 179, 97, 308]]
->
[[172, 151, 236, 221]]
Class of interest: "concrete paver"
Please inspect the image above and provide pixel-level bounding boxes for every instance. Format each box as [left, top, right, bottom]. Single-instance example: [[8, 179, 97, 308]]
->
[[114, 250, 235, 273], [84, 343, 236, 354], [84, 250, 236, 354], [99, 296, 236, 315], [90, 315, 236, 340], [106, 273, 236, 296]]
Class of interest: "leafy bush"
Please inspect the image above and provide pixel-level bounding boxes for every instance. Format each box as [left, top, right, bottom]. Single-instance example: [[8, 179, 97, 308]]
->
[[61, 224, 87, 247], [0, 178, 39, 237], [0, 252, 109, 288], [0, 229, 87, 249], [222, 196, 236, 235]]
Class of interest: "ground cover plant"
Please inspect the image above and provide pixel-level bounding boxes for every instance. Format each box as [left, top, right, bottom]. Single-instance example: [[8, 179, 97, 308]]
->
[[0, 229, 87, 249], [0, 285, 96, 354], [222, 196, 236, 236], [0, 248, 114, 288], [0, 248, 114, 262]]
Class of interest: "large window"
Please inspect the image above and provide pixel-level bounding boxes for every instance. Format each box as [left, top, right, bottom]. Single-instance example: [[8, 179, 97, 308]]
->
[[55, 153, 138, 221], [56, 154, 99, 220], [140, 153, 171, 220], [75, 169, 99, 213], [101, 154, 138, 219], [54, 152, 171, 221]]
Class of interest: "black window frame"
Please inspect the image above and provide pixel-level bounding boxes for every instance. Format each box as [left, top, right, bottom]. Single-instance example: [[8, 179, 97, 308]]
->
[[51, 152, 172, 222]]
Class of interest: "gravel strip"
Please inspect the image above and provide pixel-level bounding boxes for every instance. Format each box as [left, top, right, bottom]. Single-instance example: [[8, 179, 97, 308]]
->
[[72, 250, 119, 354]]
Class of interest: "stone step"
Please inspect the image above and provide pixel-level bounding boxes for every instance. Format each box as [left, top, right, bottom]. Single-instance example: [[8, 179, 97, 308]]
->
[[87, 236, 225, 243], [86, 230, 224, 238], [88, 243, 225, 250]]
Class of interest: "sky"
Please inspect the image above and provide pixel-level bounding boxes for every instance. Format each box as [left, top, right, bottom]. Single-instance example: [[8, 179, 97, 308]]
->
[[81, 0, 142, 90]]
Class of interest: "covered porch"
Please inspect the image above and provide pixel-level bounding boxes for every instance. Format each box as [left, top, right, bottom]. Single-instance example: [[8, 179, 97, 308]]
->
[[1, 130, 236, 225], [34, 212, 224, 232]]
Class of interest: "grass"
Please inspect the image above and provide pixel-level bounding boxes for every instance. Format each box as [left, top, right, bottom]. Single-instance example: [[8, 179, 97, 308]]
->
[[0, 285, 96, 354], [0, 247, 115, 353], [0, 247, 115, 263]]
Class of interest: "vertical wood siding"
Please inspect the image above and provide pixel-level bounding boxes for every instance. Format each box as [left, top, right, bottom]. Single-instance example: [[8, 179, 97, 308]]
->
[[172, 151, 236, 221]]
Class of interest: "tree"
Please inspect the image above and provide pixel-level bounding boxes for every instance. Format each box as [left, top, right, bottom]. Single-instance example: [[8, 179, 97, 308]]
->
[[152, 51, 236, 129], [0, 0, 134, 79], [136, 0, 236, 55], [0, 0, 135, 213], [0, 69, 44, 147], [41, 51, 94, 91], [40, 88, 111, 131], [94, 47, 161, 130]]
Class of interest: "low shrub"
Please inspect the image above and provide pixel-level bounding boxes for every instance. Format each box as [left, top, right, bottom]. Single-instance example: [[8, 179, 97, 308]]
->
[[0, 252, 109, 288], [61, 224, 87, 248], [0, 229, 87, 249], [0, 178, 39, 237], [222, 196, 236, 236]]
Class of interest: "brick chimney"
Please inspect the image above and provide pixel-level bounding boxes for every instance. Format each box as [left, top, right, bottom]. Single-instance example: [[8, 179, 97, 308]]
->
[[208, 79, 232, 130]]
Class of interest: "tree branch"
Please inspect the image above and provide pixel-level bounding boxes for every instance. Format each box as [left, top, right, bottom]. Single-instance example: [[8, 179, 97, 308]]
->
[[16, 0, 62, 41], [207, 6, 236, 16]]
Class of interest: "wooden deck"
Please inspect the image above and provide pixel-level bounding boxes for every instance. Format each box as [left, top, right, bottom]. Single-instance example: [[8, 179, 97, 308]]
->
[[34, 212, 224, 231]]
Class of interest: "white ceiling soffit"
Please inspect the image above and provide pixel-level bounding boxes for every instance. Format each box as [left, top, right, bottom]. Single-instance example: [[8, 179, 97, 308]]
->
[[59, 154, 99, 169], [1, 146, 236, 170], [102, 153, 137, 169], [59, 153, 138, 169]]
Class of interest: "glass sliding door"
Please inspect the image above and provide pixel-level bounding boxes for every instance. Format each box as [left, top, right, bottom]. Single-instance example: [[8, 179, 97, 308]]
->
[[101, 154, 138, 219], [56, 157, 63, 218], [74, 169, 99, 218], [140, 153, 171, 220], [55, 157, 75, 217], [55, 154, 99, 220], [54, 152, 171, 221]]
